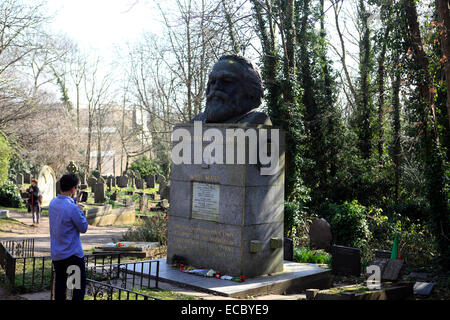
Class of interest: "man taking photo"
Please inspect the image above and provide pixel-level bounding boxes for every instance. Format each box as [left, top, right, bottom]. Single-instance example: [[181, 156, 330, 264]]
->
[[49, 173, 88, 301]]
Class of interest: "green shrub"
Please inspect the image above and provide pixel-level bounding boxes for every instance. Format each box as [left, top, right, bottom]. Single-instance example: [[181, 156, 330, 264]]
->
[[328, 200, 371, 248], [284, 201, 300, 238], [121, 212, 168, 245], [366, 210, 437, 269], [383, 201, 430, 224], [130, 156, 161, 178], [0, 181, 23, 208], [294, 247, 331, 265]]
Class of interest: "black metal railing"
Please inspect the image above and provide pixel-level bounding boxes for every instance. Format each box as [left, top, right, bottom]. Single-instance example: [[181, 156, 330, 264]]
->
[[1, 239, 161, 300], [0, 240, 53, 293], [2, 239, 35, 258], [86, 279, 159, 300], [53, 255, 161, 300]]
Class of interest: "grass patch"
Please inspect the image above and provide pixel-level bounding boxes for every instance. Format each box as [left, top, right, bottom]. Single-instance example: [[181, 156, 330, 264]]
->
[[0, 206, 49, 216], [8, 258, 53, 293], [84, 287, 199, 300], [0, 217, 32, 232], [294, 247, 331, 266]]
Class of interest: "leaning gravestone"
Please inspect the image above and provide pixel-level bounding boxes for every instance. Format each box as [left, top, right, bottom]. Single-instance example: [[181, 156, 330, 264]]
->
[[413, 282, 434, 296], [37, 165, 56, 206], [382, 259, 404, 281], [309, 218, 332, 251], [331, 245, 361, 277]]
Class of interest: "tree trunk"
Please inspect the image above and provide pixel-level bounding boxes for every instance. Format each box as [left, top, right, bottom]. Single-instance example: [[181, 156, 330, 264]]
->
[[437, 0, 450, 127], [404, 0, 449, 269], [377, 26, 391, 164], [358, 0, 372, 159], [391, 66, 401, 204]]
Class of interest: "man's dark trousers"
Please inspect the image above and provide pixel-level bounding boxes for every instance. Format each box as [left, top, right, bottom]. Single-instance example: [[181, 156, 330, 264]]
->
[[53, 255, 86, 301]]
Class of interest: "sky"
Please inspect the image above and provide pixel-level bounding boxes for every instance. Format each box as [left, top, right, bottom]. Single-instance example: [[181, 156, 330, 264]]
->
[[42, 0, 360, 108], [46, 0, 163, 57]]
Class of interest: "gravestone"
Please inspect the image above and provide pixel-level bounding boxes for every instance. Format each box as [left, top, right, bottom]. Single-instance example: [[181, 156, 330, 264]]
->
[[107, 176, 113, 191], [413, 282, 434, 296], [136, 178, 145, 190], [23, 173, 31, 184], [109, 175, 116, 187], [331, 245, 361, 277], [309, 218, 332, 251], [37, 165, 56, 206], [56, 179, 61, 195], [0, 210, 9, 219], [94, 183, 106, 203], [374, 249, 391, 259], [66, 161, 78, 174], [156, 173, 166, 185], [284, 237, 294, 261], [110, 191, 117, 201], [145, 175, 155, 188], [117, 176, 128, 188], [87, 176, 98, 188], [16, 173, 24, 186], [160, 184, 170, 201], [370, 258, 390, 277], [167, 123, 285, 278], [382, 259, 404, 281], [139, 194, 149, 212]]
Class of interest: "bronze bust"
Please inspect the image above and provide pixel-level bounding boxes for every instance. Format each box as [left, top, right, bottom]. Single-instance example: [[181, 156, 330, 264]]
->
[[193, 55, 272, 125]]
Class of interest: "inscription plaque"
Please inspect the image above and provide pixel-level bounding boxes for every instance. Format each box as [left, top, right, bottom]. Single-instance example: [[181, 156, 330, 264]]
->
[[191, 182, 220, 221]]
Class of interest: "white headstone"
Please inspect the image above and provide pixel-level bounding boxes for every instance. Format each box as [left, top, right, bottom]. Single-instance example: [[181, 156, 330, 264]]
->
[[37, 165, 56, 206], [0, 210, 9, 219]]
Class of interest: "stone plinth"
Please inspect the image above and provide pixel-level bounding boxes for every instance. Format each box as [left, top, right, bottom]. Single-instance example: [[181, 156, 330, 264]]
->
[[86, 204, 136, 226], [167, 123, 285, 278]]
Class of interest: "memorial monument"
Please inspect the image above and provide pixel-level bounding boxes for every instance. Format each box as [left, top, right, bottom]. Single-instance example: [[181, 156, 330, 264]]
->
[[167, 55, 285, 278], [37, 165, 56, 206]]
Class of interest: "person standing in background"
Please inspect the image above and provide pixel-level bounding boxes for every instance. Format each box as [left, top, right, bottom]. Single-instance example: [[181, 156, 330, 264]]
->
[[28, 179, 40, 226]]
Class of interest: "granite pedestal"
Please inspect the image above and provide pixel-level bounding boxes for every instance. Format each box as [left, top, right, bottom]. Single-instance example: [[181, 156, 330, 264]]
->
[[167, 123, 285, 278]]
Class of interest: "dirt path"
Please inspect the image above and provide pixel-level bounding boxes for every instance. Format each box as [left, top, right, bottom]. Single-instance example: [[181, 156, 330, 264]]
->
[[0, 210, 130, 256]]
